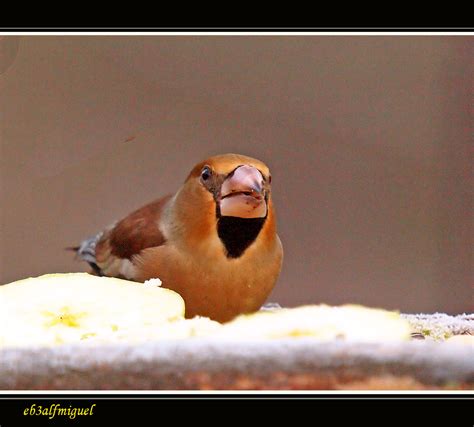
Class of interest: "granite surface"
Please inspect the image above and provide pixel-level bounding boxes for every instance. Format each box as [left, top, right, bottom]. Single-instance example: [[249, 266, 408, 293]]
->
[[1, 338, 472, 390]]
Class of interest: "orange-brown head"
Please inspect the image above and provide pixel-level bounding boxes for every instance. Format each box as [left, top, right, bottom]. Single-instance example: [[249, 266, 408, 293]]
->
[[171, 153, 276, 258]]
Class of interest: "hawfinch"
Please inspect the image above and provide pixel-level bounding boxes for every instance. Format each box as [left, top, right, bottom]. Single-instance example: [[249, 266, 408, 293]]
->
[[73, 153, 283, 322]]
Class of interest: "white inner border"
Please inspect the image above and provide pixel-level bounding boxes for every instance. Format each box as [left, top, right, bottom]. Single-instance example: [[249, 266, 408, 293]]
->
[[0, 29, 472, 395], [1, 31, 474, 36]]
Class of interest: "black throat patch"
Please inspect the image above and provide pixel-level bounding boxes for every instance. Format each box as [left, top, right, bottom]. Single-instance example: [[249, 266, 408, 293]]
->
[[217, 216, 266, 258]]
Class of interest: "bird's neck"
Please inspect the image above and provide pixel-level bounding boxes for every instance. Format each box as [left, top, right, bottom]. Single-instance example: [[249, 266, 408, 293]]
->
[[217, 216, 266, 258]]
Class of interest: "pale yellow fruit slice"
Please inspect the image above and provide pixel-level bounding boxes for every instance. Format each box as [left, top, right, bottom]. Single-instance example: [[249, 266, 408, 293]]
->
[[214, 304, 412, 342], [84, 316, 222, 345], [0, 273, 185, 348], [446, 334, 474, 345]]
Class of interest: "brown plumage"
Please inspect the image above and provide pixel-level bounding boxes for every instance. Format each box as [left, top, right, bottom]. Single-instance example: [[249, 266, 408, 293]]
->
[[74, 153, 283, 322]]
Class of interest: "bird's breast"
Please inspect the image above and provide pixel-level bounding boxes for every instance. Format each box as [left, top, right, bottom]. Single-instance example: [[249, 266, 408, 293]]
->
[[135, 232, 282, 322]]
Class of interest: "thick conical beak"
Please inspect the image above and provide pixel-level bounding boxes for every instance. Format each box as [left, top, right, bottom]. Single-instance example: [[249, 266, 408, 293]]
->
[[219, 165, 267, 218]]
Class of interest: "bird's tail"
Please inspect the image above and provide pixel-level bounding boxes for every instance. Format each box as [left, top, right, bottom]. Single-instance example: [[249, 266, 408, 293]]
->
[[66, 232, 104, 276]]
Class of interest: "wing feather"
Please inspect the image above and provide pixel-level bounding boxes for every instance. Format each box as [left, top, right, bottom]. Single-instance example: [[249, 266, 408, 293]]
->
[[91, 195, 172, 279]]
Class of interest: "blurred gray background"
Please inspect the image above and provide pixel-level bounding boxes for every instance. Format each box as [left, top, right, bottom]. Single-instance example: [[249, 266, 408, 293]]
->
[[0, 35, 472, 314]]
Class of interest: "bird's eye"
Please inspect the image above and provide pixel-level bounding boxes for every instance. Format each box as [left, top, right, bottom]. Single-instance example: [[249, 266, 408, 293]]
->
[[201, 167, 212, 182], [268, 175, 272, 184]]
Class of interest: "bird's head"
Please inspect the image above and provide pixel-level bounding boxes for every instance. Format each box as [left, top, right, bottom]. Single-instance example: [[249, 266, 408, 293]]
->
[[187, 153, 271, 220], [174, 153, 276, 258]]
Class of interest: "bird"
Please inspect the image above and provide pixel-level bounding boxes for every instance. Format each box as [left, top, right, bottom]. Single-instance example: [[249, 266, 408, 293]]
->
[[71, 153, 283, 322]]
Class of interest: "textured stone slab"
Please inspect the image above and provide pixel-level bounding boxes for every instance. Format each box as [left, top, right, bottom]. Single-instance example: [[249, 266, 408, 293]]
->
[[1, 338, 473, 390]]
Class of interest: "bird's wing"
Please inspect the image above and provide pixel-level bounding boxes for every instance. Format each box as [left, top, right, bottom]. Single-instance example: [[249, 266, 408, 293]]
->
[[80, 195, 172, 279]]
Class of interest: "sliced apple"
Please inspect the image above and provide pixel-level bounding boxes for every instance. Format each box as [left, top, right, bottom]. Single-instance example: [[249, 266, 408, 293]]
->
[[446, 334, 474, 345], [214, 304, 412, 342], [0, 273, 185, 348], [84, 316, 222, 344]]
